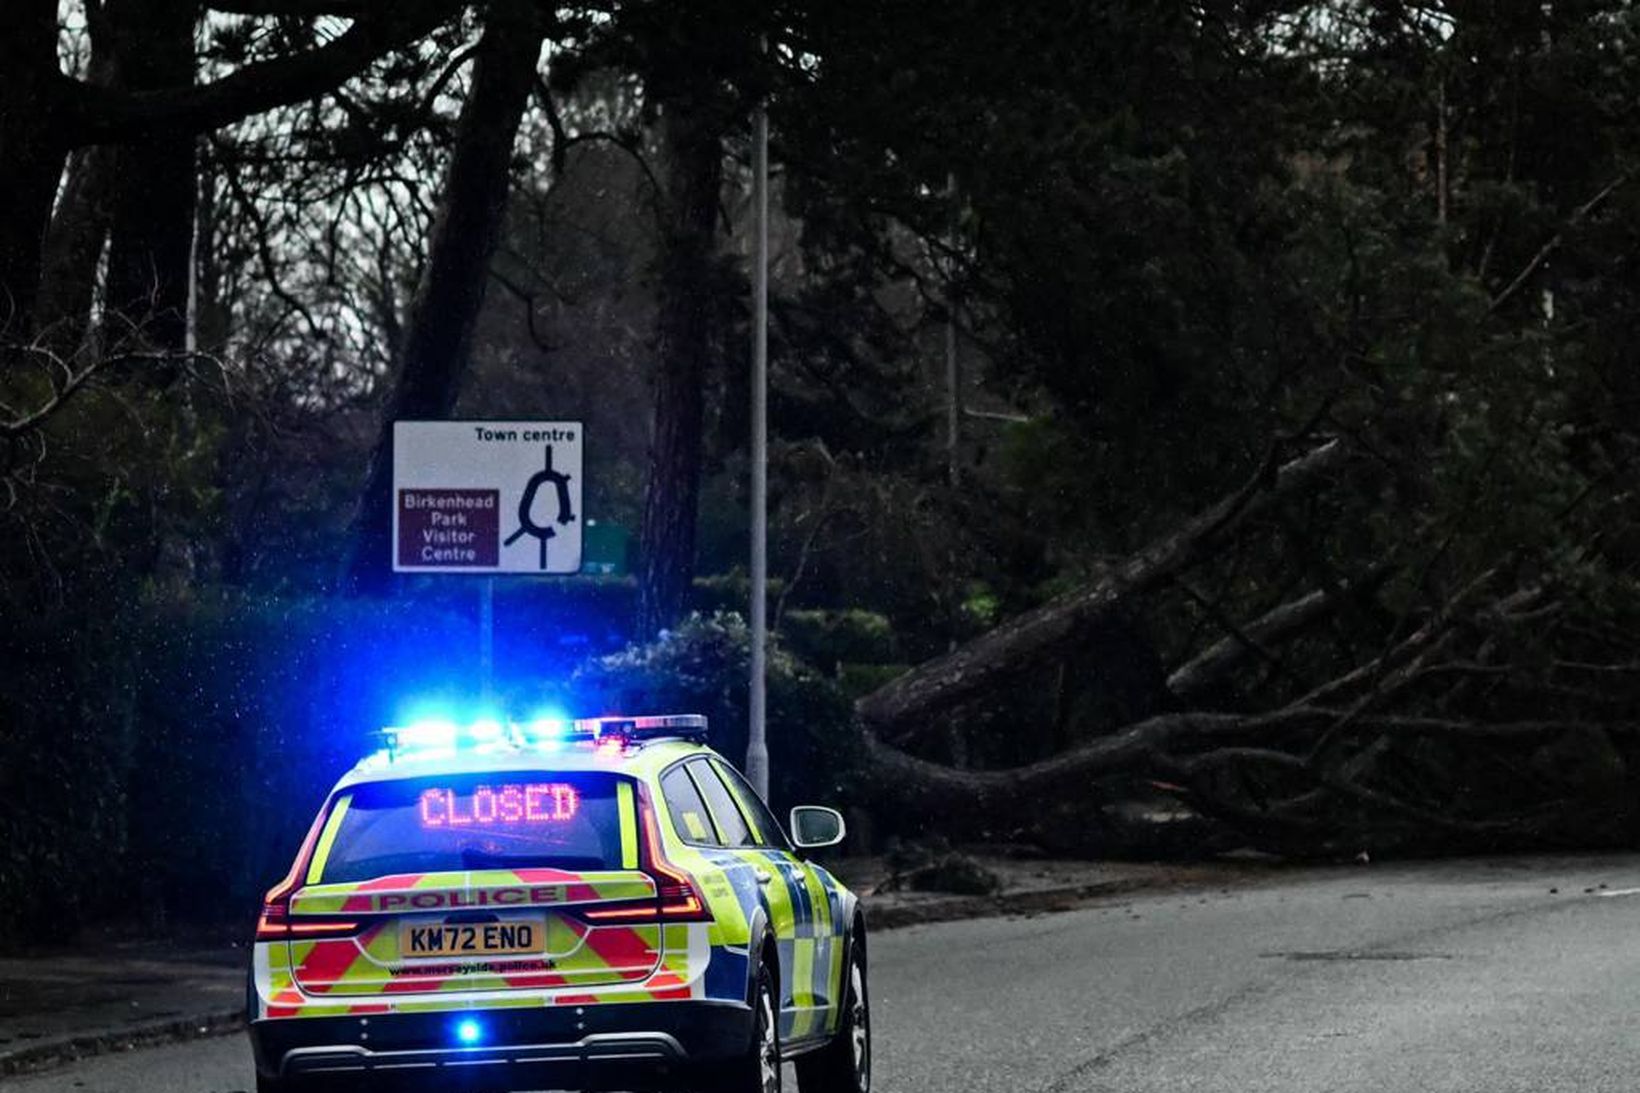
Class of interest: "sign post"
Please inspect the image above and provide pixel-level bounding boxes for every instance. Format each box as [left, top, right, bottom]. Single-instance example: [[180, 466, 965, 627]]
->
[[393, 421, 586, 698], [479, 577, 494, 701]]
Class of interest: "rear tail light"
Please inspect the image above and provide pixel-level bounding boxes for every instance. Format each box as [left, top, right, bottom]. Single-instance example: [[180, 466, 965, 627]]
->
[[286, 917, 363, 938], [255, 845, 306, 941], [256, 880, 361, 940], [254, 797, 356, 941], [643, 797, 711, 919], [584, 798, 710, 923], [256, 908, 361, 940], [255, 891, 293, 941]]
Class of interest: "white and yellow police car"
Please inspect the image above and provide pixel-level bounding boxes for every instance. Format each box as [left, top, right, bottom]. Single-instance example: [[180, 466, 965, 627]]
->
[[248, 714, 869, 1093]]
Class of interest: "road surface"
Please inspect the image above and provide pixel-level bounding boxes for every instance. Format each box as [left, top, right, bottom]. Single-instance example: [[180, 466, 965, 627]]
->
[[11, 854, 1640, 1092]]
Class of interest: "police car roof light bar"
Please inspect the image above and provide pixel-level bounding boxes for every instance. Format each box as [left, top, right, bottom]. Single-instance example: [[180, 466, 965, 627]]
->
[[373, 714, 708, 759], [574, 714, 709, 741]]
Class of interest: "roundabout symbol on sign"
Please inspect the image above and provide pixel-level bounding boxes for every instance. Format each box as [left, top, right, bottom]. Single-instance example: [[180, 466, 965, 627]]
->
[[504, 444, 576, 570]]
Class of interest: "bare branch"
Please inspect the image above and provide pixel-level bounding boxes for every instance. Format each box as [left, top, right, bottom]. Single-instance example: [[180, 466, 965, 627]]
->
[[1167, 567, 1393, 702], [0, 344, 107, 438], [205, 0, 367, 13], [57, 0, 460, 146], [1489, 173, 1631, 314]]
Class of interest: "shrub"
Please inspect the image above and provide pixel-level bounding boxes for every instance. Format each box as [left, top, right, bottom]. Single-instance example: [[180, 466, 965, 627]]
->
[[574, 612, 863, 814], [780, 609, 898, 669]]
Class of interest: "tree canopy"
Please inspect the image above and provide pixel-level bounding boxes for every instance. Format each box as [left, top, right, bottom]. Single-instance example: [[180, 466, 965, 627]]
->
[[6, 0, 1640, 935]]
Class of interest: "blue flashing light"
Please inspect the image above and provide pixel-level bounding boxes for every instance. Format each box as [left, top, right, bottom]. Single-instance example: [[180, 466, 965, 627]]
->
[[528, 705, 570, 728], [468, 718, 505, 743], [455, 1017, 484, 1045], [372, 711, 709, 764], [524, 716, 570, 740], [397, 719, 459, 750]]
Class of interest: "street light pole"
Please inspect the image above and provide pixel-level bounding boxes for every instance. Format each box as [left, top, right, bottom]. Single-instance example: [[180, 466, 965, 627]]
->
[[745, 50, 771, 799], [946, 171, 960, 492]]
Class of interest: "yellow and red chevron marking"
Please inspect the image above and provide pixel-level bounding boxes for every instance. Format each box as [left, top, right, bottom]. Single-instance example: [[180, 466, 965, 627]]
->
[[286, 917, 663, 997], [257, 941, 310, 1019], [253, 924, 714, 1020], [643, 923, 707, 1001]]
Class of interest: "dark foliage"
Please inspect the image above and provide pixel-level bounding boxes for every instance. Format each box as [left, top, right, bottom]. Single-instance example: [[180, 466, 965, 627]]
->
[[7, 0, 1640, 942]]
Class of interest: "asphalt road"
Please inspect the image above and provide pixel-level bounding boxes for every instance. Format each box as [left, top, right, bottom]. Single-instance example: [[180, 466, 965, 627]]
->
[[11, 854, 1640, 1093]]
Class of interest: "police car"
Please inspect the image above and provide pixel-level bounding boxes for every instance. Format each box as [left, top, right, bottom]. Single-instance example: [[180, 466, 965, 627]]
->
[[248, 714, 870, 1093]]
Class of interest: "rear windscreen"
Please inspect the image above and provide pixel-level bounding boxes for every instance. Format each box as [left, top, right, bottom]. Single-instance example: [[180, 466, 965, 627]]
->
[[313, 772, 630, 884]]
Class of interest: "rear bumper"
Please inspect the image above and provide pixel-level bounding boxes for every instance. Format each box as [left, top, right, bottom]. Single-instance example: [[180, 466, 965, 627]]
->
[[249, 1000, 753, 1090]]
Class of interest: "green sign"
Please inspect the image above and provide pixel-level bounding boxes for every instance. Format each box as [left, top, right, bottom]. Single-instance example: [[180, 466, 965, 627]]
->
[[580, 520, 631, 577]]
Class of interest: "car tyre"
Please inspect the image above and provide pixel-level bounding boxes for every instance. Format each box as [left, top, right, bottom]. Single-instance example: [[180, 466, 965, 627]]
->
[[255, 1075, 304, 1093], [794, 941, 869, 1093], [256, 1074, 351, 1093], [703, 958, 781, 1093]]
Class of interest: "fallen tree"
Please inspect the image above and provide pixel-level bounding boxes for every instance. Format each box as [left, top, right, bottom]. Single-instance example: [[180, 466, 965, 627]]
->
[[859, 438, 1353, 738], [851, 438, 1640, 856]]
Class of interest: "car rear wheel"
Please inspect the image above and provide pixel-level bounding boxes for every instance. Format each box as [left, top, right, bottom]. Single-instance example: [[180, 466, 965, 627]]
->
[[702, 959, 781, 1093], [794, 943, 870, 1093]]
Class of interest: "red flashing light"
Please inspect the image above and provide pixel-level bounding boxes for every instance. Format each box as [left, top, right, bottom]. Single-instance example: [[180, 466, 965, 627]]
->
[[418, 784, 579, 829]]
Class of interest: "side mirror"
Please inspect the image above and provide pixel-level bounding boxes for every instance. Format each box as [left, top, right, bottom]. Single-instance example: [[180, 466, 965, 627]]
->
[[789, 806, 847, 850]]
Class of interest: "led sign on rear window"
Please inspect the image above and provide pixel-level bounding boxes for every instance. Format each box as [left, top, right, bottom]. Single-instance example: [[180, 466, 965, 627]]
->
[[418, 784, 580, 828], [315, 772, 621, 883]]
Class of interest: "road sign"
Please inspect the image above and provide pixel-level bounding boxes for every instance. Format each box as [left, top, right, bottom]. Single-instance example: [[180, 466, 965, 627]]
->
[[392, 420, 585, 574], [580, 520, 631, 577]]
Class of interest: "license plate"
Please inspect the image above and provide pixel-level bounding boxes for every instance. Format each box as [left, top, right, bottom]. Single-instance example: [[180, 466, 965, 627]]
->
[[401, 918, 545, 958]]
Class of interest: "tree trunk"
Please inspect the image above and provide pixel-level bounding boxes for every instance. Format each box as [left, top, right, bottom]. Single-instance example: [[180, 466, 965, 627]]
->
[[103, 0, 199, 353], [858, 441, 1352, 736], [36, 144, 117, 356], [1165, 566, 1392, 704], [342, 0, 546, 593], [36, 18, 122, 358], [636, 108, 724, 637], [0, 0, 71, 341]]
